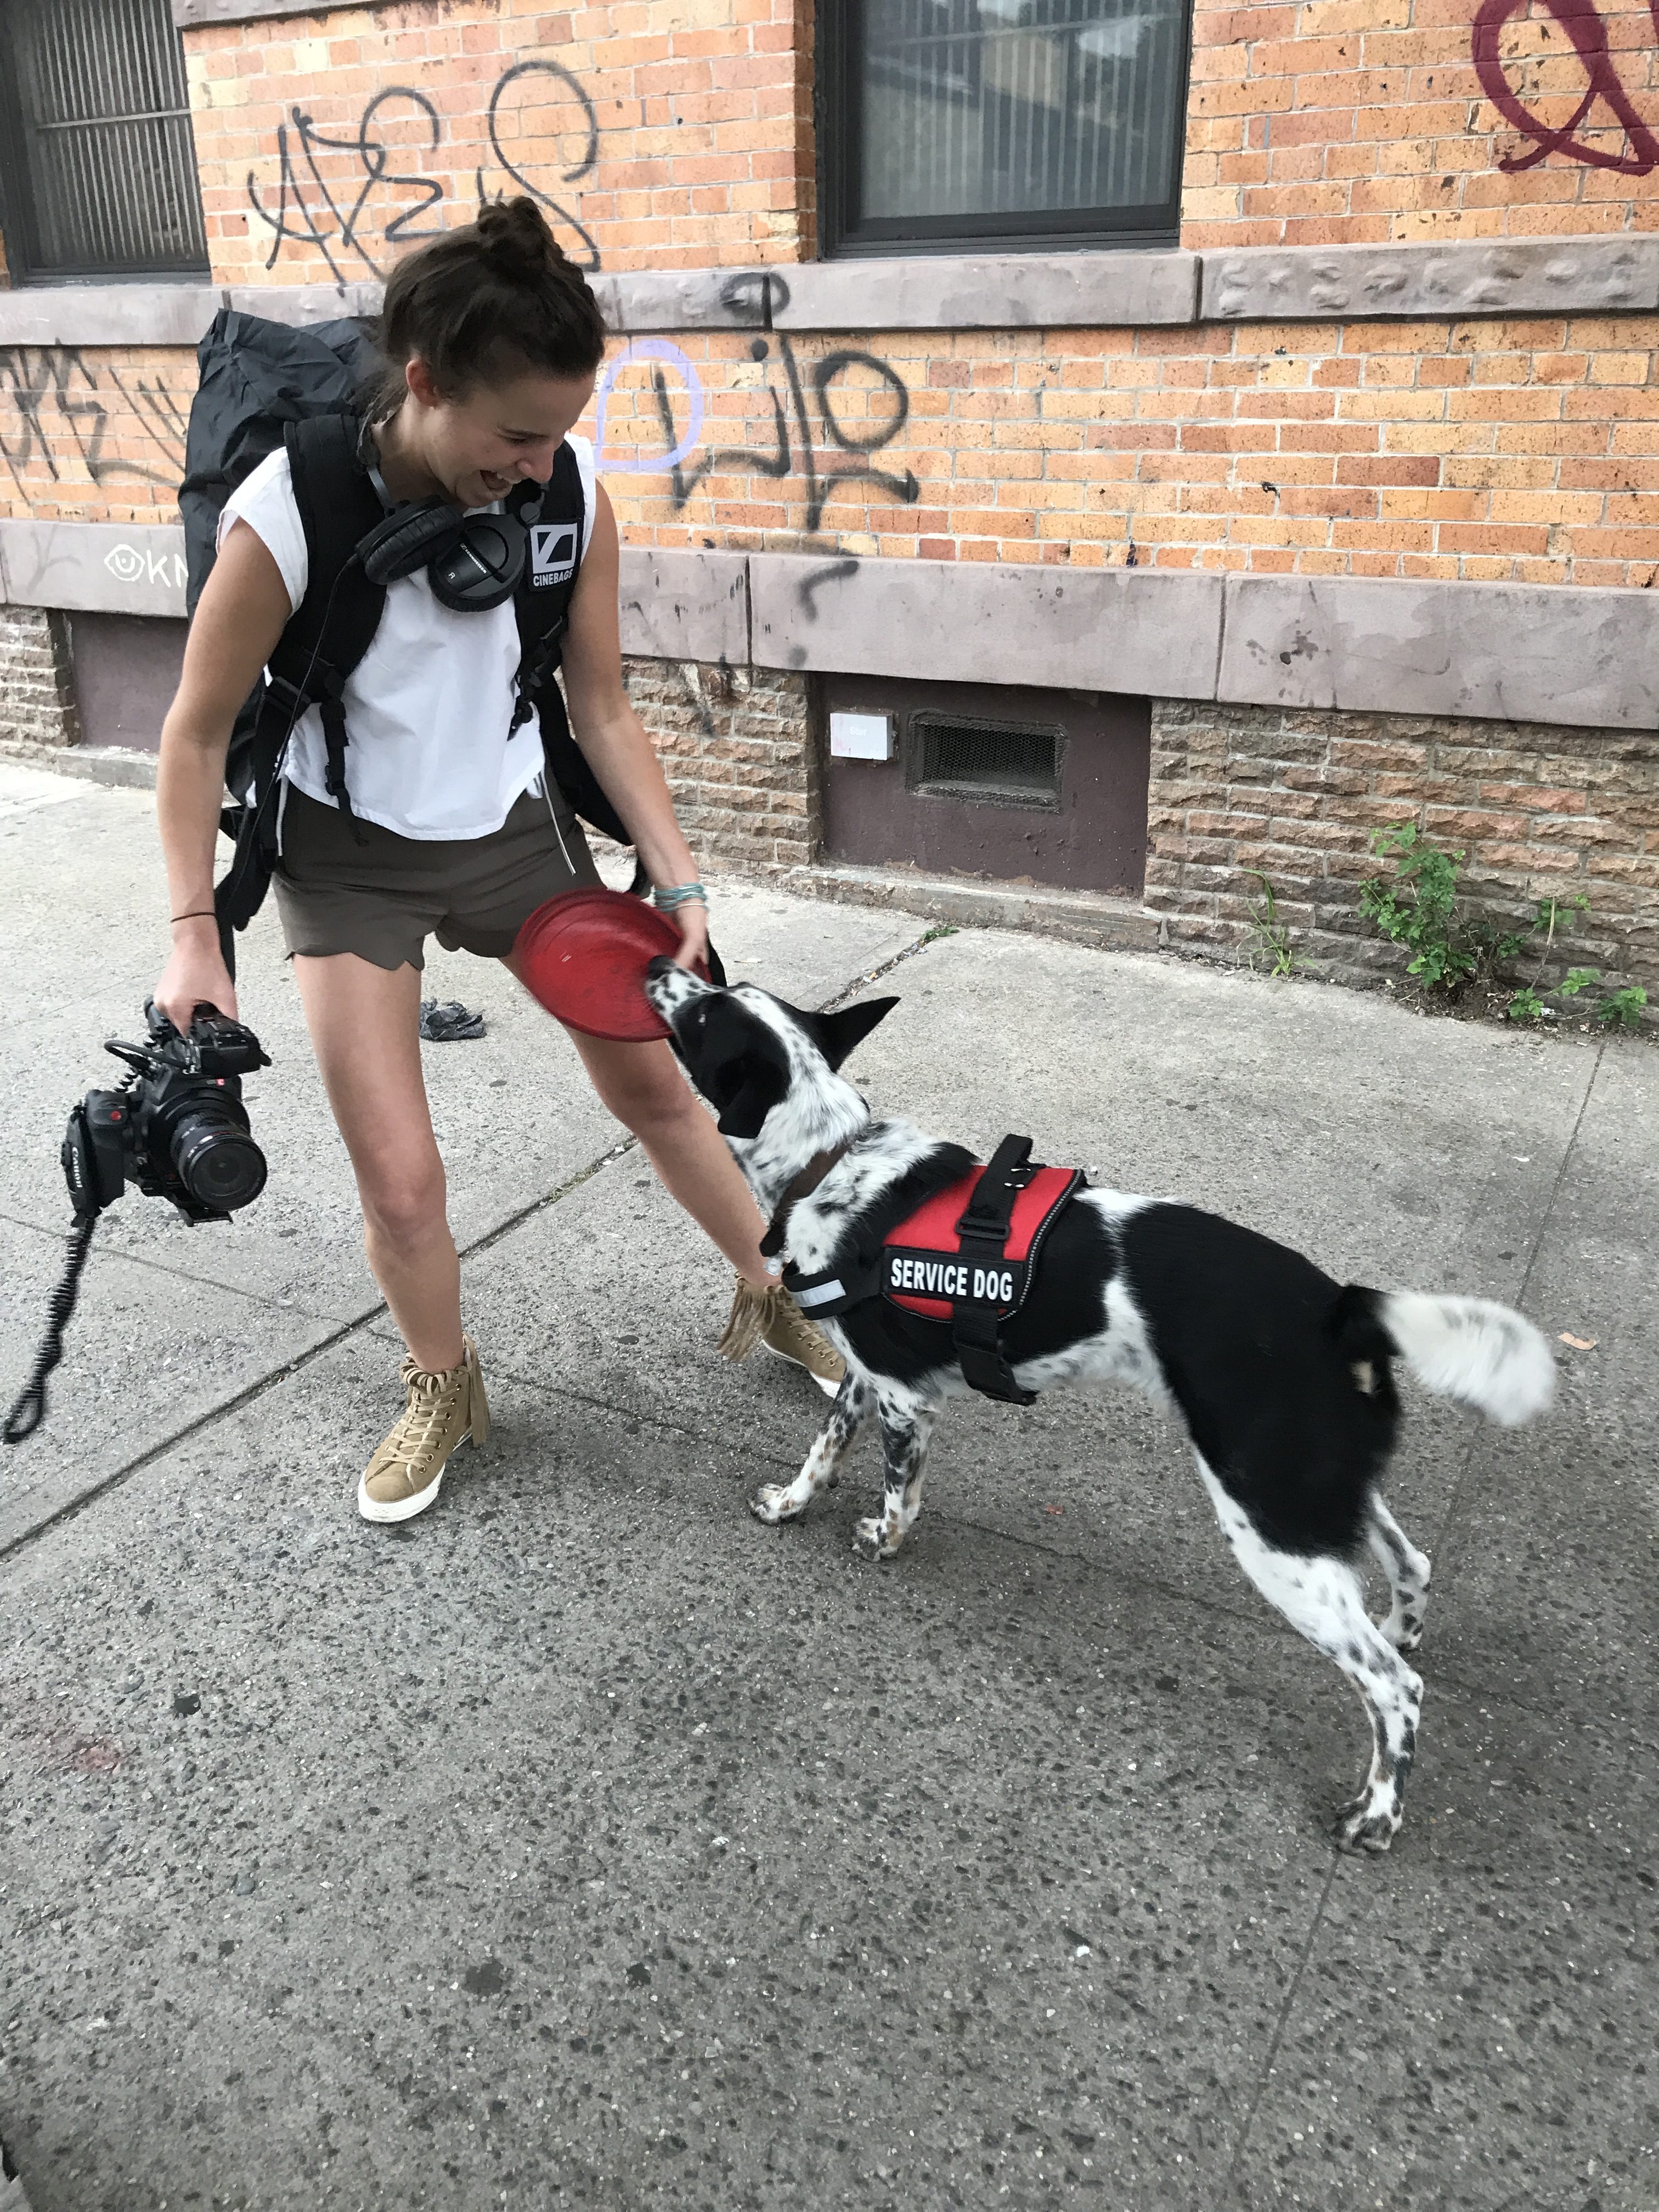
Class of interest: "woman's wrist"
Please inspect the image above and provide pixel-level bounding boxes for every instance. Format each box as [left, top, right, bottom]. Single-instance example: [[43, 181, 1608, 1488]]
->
[[651, 880, 707, 913]]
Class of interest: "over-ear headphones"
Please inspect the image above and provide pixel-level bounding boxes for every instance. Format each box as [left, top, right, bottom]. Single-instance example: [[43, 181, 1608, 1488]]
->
[[355, 449, 544, 613]]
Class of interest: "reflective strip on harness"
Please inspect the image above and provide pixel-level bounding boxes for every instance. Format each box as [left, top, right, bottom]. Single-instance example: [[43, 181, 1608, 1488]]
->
[[883, 1162, 1080, 1321]]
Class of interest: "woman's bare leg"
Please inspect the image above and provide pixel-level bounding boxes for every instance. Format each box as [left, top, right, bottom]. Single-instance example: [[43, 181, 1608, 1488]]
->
[[532, 1003, 773, 1291], [292, 953, 465, 1370]]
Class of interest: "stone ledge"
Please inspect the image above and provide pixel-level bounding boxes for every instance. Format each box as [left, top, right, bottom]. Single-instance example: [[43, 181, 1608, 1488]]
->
[[748, 555, 1225, 702], [0, 522, 190, 617], [12, 234, 1659, 348], [776, 861, 1161, 953], [0, 283, 219, 348], [595, 253, 1199, 333], [175, 0, 343, 21], [1201, 237, 1659, 323], [7, 519, 1658, 733], [1219, 573, 1659, 732]]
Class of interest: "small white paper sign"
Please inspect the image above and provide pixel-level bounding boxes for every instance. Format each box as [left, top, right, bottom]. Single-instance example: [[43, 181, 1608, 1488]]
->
[[829, 712, 894, 761]]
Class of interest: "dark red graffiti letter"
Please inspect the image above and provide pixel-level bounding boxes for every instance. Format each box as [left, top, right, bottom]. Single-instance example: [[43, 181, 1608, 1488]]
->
[[1472, 0, 1659, 174]]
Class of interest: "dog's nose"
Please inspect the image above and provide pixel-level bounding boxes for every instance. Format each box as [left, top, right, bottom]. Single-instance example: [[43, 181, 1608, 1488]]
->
[[645, 954, 680, 982]]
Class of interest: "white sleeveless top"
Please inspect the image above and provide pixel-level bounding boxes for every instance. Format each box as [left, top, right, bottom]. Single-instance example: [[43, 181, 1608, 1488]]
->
[[218, 434, 597, 842]]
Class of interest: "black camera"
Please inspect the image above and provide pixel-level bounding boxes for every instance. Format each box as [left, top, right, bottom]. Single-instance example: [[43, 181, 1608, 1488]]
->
[[66, 1002, 271, 1226]]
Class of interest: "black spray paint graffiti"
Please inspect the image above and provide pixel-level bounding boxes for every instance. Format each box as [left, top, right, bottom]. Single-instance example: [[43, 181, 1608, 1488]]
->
[[248, 59, 600, 280], [596, 279, 920, 535], [0, 347, 188, 500]]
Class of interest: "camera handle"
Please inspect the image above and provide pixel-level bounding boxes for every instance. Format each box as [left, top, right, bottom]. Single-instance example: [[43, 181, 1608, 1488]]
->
[[3, 1212, 99, 1446]]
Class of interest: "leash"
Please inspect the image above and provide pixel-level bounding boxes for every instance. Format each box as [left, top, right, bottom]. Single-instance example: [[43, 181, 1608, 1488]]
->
[[759, 1141, 855, 1260], [3, 1215, 98, 1446]]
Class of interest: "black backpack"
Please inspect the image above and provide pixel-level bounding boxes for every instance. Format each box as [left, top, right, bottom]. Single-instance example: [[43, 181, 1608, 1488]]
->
[[179, 308, 632, 975]]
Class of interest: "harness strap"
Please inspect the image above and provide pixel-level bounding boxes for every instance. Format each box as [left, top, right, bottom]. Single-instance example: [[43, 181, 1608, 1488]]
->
[[779, 1143, 977, 1318], [950, 1135, 1038, 1405]]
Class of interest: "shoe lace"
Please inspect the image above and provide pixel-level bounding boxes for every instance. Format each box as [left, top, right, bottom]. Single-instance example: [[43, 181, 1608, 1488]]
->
[[390, 1367, 462, 1462]]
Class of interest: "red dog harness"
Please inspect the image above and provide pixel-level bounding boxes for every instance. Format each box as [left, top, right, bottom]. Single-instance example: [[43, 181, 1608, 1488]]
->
[[783, 1135, 1085, 1404]]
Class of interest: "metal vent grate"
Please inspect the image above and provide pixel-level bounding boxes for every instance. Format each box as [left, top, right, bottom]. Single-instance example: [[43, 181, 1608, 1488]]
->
[[911, 713, 1062, 808], [0, 0, 209, 280]]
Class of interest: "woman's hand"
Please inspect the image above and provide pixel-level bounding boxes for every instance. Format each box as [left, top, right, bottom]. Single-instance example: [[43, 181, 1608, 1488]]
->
[[155, 916, 238, 1032], [674, 900, 710, 975]]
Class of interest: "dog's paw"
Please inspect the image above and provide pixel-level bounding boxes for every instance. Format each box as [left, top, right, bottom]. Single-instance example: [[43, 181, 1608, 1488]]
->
[[1384, 1615, 1425, 1655], [1335, 1798, 1401, 1855], [750, 1482, 805, 1525], [852, 1515, 902, 1562]]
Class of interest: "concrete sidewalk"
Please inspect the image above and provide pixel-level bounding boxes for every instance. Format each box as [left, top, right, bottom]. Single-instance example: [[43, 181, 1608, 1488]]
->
[[1, 756, 1654, 2212]]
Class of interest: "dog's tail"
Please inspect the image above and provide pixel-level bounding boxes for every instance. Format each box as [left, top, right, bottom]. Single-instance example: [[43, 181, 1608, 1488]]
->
[[1333, 1285, 1555, 1426]]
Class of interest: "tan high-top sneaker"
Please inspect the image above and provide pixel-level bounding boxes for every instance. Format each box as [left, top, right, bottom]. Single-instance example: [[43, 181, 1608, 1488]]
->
[[716, 1274, 846, 1396], [358, 1334, 490, 1524]]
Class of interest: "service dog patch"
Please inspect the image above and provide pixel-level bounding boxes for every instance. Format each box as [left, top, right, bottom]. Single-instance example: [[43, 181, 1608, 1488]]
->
[[883, 1163, 1081, 1321]]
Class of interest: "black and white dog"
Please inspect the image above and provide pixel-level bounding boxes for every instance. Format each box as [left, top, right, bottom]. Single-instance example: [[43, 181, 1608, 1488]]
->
[[644, 961, 1555, 1852]]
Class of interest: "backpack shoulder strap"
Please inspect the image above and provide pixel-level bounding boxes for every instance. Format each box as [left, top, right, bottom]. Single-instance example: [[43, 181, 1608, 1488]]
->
[[512, 439, 630, 845], [266, 414, 388, 830]]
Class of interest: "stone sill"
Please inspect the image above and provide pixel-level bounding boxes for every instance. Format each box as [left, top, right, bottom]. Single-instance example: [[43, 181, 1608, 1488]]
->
[[7, 232, 1659, 349], [7, 524, 1659, 733]]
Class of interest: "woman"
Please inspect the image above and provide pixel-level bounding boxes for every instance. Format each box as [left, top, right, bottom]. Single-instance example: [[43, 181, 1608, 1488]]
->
[[154, 198, 842, 1525]]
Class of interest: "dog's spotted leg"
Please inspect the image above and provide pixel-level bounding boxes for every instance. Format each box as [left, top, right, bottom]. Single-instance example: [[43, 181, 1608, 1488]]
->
[[1197, 1459, 1424, 1854], [752, 1375, 869, 1526], [1365, 1494, 1431, 1654], [853, 1399, 936, 1562]]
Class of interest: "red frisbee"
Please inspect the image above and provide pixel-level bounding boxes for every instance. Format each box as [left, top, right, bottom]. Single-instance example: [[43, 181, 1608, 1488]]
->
[[514, 887, 704, 1041]]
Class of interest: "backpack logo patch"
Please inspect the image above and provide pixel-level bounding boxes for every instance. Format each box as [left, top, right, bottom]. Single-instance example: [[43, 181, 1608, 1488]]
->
[[530, 523, 578, 588]]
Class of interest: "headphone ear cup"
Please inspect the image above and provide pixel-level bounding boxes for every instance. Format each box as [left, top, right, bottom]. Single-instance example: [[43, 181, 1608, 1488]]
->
[[358, 498, 467, 586], [427, 511, 528, 612]]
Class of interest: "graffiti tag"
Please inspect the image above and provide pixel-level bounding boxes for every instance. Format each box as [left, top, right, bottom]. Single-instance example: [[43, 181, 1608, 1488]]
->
[[1, 348, 187, 499], [595, 316, 921, 536], [248, 58, 601, 278], [1472, 0, 1659, 173]]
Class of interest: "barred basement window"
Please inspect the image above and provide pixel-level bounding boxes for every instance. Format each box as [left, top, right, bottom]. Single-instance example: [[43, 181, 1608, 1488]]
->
[[0, 0, 209, 282], [819, 0, 1192, 256], [909, 712, 1063, 809]]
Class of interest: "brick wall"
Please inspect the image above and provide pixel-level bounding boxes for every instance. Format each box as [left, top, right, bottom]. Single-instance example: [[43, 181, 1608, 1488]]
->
[[1184, 0, 1659, 247], [623, 655, 814, 867], [0, 607, 80, 751], [179, 0, 1659, 271], [182, 0, 809, 287], [595, 317, 1659, 582], [1148, 698, 1659, 995], [0, 344, 190, 524], [15, 318, 1658, 584]]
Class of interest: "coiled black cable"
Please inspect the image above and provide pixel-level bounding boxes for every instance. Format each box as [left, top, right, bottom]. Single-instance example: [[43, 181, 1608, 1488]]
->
[[3, 1216, 98, 1445]]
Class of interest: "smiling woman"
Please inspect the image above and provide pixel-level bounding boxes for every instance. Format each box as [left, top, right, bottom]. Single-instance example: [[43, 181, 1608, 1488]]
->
[[151, 199, 847, 1527]]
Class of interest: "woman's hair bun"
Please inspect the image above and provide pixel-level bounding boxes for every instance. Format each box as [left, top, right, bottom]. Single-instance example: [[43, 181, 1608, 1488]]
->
[[476, 196, 568, 283]]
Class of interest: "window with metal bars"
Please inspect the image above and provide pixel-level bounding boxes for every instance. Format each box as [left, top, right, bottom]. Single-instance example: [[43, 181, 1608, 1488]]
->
[[819, 0, 1192, 256], [0, 0, 209, 282]]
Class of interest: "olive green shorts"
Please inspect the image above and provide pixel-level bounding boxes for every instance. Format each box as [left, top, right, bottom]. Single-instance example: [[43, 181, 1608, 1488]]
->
[[271, 782, 600, 972]]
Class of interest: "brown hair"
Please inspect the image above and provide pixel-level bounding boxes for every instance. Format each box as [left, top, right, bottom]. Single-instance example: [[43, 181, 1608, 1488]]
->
[[369, 198, 606, 416]]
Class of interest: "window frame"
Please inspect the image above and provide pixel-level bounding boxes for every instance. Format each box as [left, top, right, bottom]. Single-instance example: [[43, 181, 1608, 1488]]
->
[[0, 0, 210, 286], [816, 0, 1193, 259]]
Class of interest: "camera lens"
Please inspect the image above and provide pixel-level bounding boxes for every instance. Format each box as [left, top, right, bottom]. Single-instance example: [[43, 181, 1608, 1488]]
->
[[173, 1118, 267, 1212]]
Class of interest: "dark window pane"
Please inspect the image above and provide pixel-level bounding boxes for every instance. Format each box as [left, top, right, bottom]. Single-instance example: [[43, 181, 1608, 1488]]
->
[[0, 0, 208, 280], [831, 0, 1190, 249]]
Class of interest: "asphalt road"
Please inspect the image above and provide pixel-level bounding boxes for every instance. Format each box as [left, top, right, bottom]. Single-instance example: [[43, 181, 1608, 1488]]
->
[[1, 756, 1654, 2211]]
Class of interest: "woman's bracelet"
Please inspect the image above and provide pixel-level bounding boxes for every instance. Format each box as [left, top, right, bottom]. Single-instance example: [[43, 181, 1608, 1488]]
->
[[170, 909, 217, 927], [651, 882, 708, 912]]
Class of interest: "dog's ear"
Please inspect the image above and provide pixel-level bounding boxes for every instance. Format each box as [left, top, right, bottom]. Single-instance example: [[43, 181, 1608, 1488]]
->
[[715, 1053, 789, 1138], [804, 995, 899, 1071]]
